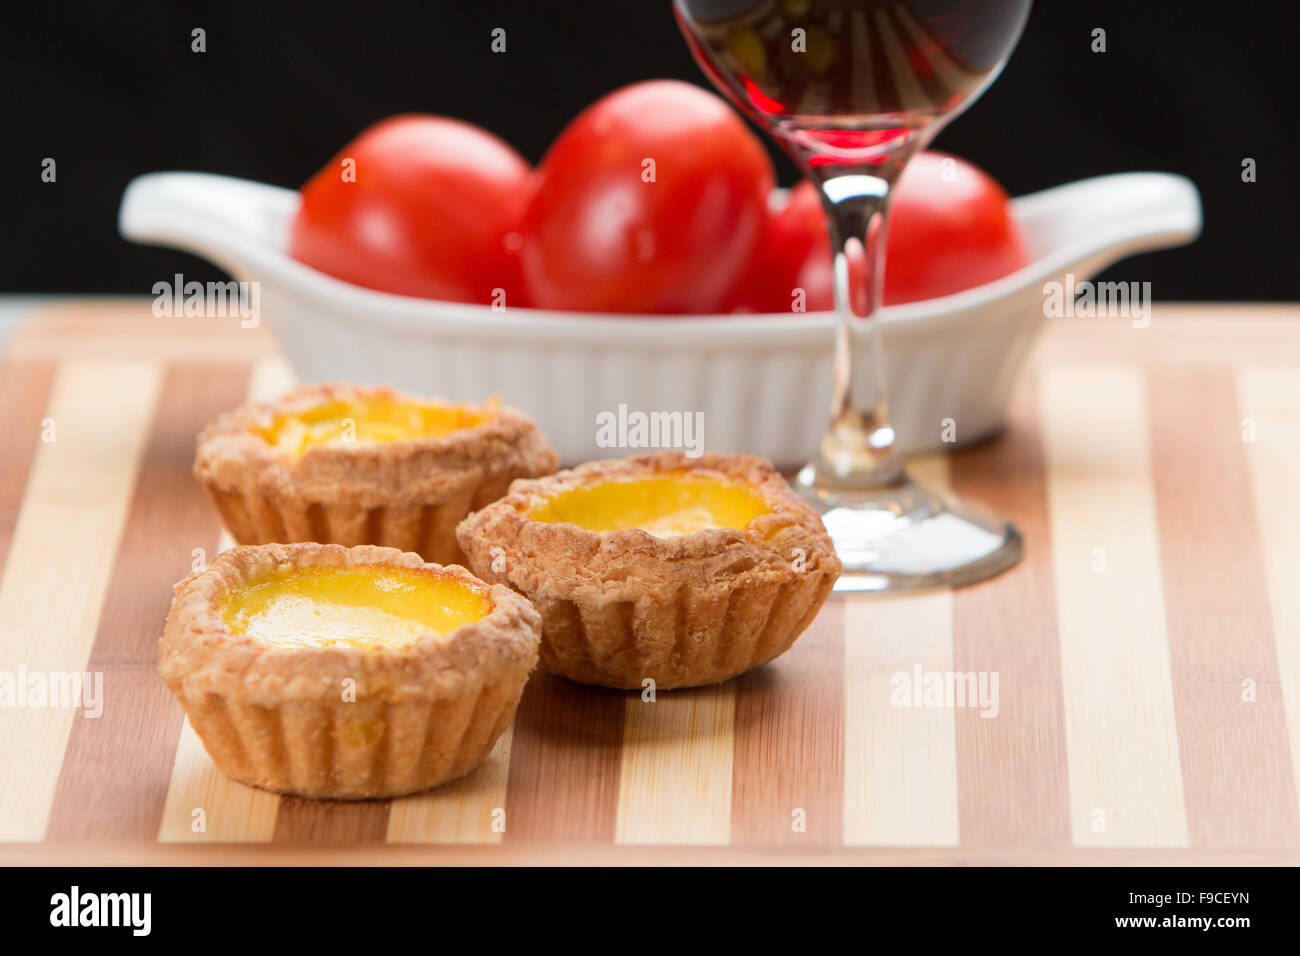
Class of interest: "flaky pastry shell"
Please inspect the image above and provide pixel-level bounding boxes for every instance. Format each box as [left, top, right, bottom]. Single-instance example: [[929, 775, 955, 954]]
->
[[158, 543, 540, 799], [194, 383, 558, 565], [456, 452, 840, 690]]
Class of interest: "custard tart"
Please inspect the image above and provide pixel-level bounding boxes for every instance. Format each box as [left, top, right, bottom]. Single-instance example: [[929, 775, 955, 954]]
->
[[457, 452, 840, 689], [194, 383, 558, 565], [159, 543, 540, 799]]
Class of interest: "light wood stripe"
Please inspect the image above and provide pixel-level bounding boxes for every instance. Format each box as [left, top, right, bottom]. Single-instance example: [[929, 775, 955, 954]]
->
[[504, 674, 624, 843], [0, 360, 55, 579], [0, 360, 161, 840], [951, 379, 1071, 847], [1149, 367, 1299, 847], [616, 684, 735, 845], [46, 364, 251, 841], [1237, 367, 1300, 824], [157, 357, 293, 843], [387, 728, 512, 844], [1033, 309, 1300, 368], [158, 719, 280, 843], [156, 529, 284, 843], [731, 601, 845, 846], [843, 592, 959, 845], [843, 456, 960, 846], [10, 302, 277, 363], [1041, 364, 1188, 847], [6, 840, 1298, 867]]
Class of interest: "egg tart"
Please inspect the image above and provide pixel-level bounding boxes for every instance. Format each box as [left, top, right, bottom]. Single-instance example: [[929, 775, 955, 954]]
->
[[159, 543, 540, 799], [456, 452, 840, 689], [194, 383, 558, 565]]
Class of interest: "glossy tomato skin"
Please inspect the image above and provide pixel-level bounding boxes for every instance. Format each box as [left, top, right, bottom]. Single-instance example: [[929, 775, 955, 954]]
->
[[289, 115, 532, 305], [884, 152, 1028, 305], [728, 185, 831, 313], [737, 151, 1028, 312], [520, 80, 774, 314]]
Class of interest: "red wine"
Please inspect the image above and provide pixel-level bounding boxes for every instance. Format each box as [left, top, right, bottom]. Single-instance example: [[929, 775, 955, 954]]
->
[[675, 0, 1031, 154]]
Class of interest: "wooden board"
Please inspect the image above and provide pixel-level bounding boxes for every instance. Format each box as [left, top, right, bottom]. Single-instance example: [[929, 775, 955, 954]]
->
[[2, 299, 1299, 864]]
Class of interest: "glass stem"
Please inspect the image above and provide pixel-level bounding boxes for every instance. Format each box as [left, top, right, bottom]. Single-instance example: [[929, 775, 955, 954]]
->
[[798, 158, 913, 489]]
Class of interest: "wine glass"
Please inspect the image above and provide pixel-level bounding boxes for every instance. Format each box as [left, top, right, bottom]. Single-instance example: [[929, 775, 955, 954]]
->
[[675, 0, 1033, 591]]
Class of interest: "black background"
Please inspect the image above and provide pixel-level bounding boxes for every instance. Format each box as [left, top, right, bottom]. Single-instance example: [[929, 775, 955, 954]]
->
[[2, 1, 1296, 300], [7, 865, 1280, 940]]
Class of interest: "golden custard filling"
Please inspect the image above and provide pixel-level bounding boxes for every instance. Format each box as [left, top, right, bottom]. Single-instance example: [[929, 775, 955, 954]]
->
[[254, 396, 488, 456], [527, 471, 772, 538], [221, 566, 491, 650]]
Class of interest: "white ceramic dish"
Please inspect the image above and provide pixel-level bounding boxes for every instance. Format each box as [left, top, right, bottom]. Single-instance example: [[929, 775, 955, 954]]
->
[[120, 170, 1200, 467]]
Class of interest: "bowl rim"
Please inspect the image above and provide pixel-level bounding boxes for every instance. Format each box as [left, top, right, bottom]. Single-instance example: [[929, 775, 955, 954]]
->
[[247, 179, 1052, 331], [120, 169, 1203, 343]]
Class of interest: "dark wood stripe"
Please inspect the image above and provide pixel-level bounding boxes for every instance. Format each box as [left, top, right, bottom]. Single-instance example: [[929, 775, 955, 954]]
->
[[731, 600, 844, 846], [950, 378, 1072, 847], [273, 797, 390, 844], [1148, 366, 1300, 848], [503, 673, 624, 843], [0, 359, 55, 579], [45, 362, 250, 841]]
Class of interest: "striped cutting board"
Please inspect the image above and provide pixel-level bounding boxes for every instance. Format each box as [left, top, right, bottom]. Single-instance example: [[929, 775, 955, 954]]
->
[[2, 300, 1298, 865]]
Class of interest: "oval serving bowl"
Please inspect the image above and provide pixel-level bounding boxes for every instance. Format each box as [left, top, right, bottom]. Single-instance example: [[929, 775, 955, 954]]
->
[[119, 170, 1200, 467]]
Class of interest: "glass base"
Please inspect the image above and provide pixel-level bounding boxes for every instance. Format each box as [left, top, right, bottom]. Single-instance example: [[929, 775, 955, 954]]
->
[[794, 467, 1022, 593]]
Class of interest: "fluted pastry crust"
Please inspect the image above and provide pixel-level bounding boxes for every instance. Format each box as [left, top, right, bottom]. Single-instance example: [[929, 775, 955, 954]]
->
[[456, 452, 840, 689], [194, 383, 558, 565], [159, 542, 540, 799]]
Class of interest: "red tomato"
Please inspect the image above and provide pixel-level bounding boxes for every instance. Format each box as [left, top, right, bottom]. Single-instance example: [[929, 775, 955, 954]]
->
[[728, 186, 831, 313], [736, 151, 1029, 312], [520, 80, 774, 314], [289, 115, 532, 306]]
